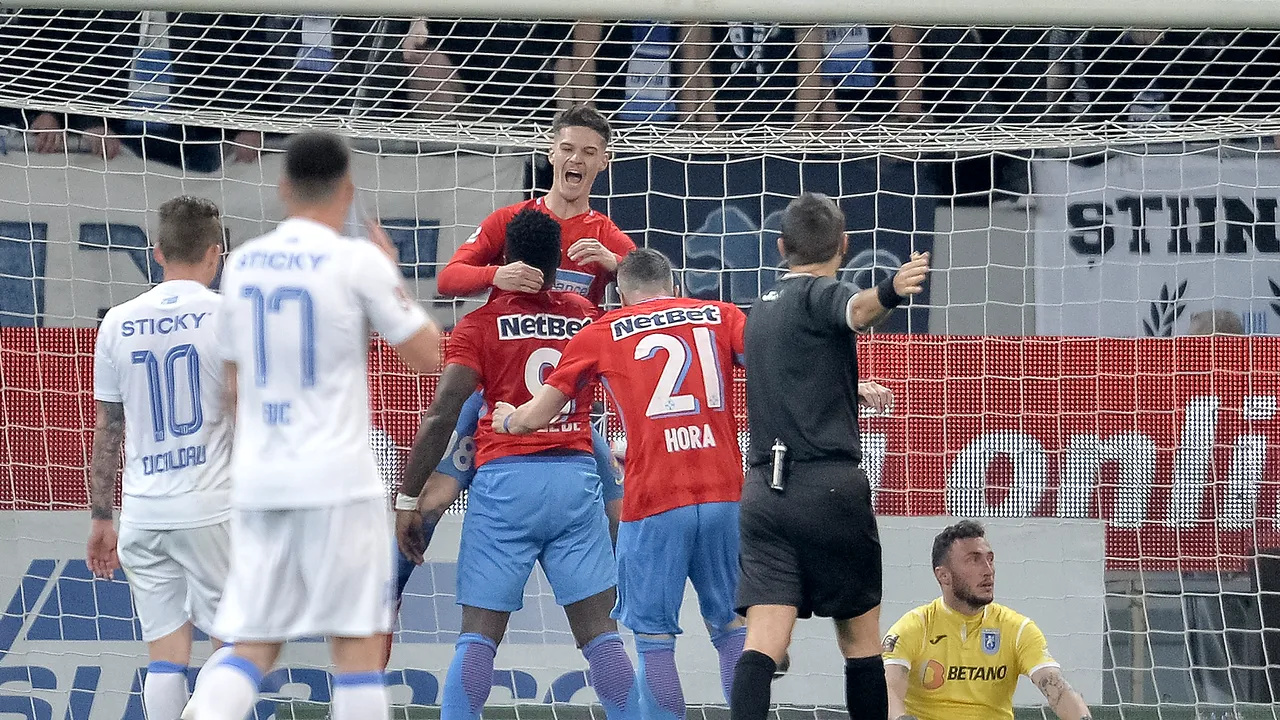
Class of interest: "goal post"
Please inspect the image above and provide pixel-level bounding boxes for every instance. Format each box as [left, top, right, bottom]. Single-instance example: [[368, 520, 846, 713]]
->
[[0, 6, 1278, 720]]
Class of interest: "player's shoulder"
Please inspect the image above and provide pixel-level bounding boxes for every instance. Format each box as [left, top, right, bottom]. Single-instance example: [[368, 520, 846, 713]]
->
[[987, 602, 1038, 635], [555, 291, 598, 315], [490, 198, 540, 224]]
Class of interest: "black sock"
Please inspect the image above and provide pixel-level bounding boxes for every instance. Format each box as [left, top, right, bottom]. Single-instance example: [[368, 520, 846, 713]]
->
[[730, 649, 777, 720], [845, 655, 888, 720]]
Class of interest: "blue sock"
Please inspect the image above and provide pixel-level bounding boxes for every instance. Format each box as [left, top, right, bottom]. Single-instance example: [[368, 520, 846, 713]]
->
[[442, 633, 497, 720], [581, 632, 642, 720], [710, 626, 747, 703], [636, 636, 685, 720]]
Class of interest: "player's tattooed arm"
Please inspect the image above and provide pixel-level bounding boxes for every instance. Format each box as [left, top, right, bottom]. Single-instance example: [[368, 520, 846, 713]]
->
[[399, 363, 480, 499], [89, 400, 125, 521], [1032, 667, 1092, 720]]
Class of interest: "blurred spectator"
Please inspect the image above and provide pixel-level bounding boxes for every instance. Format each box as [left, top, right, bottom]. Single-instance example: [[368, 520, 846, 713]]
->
[[1174, 31, 1280, 130], [1072, 30, 1192, 127], [1187, 310, 1246, 336], [114, 12, 280, 173], [795, 25, 924, 126], [575, 21, 699, 124], [684, 22, 801, 126], [428, 20, 575, 121], [402, 18, 464, 119], [265, 15, 417, 121], [0, 9, 134, 159]]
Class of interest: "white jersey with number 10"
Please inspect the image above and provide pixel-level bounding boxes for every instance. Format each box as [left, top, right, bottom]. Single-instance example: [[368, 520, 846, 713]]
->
[[217, 217, 428, 510], [93, 280, 230, 530]]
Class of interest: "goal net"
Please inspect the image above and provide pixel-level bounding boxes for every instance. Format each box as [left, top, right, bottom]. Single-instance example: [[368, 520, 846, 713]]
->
[[0, 9, 1279, 720]]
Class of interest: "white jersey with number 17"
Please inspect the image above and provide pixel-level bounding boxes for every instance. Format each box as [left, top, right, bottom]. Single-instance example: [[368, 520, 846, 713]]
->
[[93, 280, 230, 530], [217, 217, 428, 510]]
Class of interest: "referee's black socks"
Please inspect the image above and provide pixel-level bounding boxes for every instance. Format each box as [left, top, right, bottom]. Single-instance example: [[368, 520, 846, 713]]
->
[[729, 650, 776, 720], [844, 655, 888, 720]]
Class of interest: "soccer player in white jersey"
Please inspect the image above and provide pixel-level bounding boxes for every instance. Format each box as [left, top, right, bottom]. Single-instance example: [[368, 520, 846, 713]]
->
[[86, 195, 232, 720], [184, 131, 441, 720]]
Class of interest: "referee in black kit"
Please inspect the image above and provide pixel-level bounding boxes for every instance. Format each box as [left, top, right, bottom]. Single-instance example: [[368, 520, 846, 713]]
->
[[729, 192, 930, 720]]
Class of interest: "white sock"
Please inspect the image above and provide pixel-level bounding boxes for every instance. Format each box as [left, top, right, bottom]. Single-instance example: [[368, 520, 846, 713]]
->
[[185, 657, 261, 720], [144, 662, 190, 720], [203, 645, 236, 672], [332, 673, 390, 720]]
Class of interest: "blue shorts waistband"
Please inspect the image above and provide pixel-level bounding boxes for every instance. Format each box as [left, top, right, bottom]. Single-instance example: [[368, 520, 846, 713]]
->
[[484, 451, 593, 467]]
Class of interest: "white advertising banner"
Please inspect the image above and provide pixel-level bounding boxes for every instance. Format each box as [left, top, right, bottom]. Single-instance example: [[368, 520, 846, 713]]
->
[[1033, 149, 1280, 336], [0, 511, 1103, 719], [0, 148, 526, 327]]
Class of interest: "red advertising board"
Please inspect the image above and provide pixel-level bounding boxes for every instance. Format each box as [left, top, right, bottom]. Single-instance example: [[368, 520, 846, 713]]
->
[[3, 329, 1278, 571]]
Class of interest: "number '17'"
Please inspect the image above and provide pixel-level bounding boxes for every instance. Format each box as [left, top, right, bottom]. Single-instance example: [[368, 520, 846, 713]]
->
[[242, 285, 316, 387]]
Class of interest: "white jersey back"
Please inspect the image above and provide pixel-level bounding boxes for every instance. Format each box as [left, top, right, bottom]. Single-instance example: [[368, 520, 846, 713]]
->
[[217, 217, 428, 510], [94, 280, 230, 530]]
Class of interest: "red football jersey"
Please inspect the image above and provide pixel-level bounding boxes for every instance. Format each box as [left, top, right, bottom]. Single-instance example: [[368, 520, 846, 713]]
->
[[437, 197, 636, 305], [545, 297, 747, 521], [447, 291, 599, 467]]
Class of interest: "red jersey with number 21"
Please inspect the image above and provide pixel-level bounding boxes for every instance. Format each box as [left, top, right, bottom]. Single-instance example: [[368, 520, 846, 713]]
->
[[545, 297, 747, 521], [446, 291, 598, 468]]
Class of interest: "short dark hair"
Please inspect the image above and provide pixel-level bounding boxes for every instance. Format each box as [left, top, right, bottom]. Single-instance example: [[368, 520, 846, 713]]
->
[[617, 248, 674, 294], [551, 104, 611, 146], [156, 195, 223, 265], [931, 520, 987, 569], [284, 131, 350, 204], [505, 209, 562, 288], [780, 192, 846, 266]]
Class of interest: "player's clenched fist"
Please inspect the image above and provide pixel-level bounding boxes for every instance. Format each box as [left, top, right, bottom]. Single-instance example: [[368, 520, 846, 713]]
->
[[893, 251, 931, 297], [490, 401, 516, 434], [494, 261, 544, 293], [567, 238, 619, 272], [857, 381, 894, 414]]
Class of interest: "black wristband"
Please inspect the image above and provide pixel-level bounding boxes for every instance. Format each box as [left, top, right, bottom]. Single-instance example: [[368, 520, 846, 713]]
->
[[876, 278, 904, 309]]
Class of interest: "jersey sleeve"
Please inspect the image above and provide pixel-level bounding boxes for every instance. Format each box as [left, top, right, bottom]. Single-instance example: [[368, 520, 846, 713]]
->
[[354, 244, 430, 346], [1014, 618, 1060, 676], [723, 303, 748, 367], [807, 277, 858, 335], [591, 429, 624, 502], [435, 210, 507, 297], [92, 318, 121, 403], [603, 222, 637, 266], [544, 323, 602, 397], [444, 316, 484, 374], [434, 391, 483, 489], [881, 610, 925, 669]]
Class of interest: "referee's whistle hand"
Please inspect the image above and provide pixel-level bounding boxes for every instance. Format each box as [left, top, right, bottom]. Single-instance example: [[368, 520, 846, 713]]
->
[[893, 252, 931, 297]]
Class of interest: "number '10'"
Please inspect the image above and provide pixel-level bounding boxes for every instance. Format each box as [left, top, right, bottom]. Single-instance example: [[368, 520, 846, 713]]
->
[[131, 345, 203, 442], [242, 285, 316, 388]]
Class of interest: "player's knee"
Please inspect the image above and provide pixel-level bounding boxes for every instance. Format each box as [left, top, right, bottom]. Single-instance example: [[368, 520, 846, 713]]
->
[[147, 622, 195, 665]]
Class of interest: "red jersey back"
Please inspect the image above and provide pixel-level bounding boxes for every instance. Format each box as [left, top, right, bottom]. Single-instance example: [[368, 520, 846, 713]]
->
[[447, 291, 598, 467], [438, 197, 636, 305], [545, 297, 747, 521]]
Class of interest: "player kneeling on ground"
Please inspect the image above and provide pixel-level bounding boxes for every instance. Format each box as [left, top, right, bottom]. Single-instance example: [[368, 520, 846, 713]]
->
[[396, 208, 640, 720], [883, 520, 1092, 720]]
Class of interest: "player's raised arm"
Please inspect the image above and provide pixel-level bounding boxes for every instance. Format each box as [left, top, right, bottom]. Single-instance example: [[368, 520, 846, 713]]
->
[[437, 210, 545, 296], [1031, 667, 1092, 720], [354, 234, 442, 373]]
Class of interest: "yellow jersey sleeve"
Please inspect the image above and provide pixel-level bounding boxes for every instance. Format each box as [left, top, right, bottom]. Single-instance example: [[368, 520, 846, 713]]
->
[[1014, 617, 1059, 676], [882, 608, 925, 668]]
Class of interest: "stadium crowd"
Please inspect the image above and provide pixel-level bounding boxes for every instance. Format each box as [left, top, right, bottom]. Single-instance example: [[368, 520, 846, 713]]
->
[[2, 12, 1279, 180]]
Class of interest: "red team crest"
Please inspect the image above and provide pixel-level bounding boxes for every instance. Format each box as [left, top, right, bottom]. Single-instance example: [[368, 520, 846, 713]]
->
[[545, 297, 748, 522]]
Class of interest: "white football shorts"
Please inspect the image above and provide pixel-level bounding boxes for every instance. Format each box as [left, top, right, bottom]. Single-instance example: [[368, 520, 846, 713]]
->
[[213, 497, 393, 642], [117, 521, 231, 642]]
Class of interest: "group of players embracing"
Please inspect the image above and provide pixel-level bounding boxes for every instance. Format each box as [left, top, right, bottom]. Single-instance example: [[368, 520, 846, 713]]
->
[[84, 102, 1092, 720]]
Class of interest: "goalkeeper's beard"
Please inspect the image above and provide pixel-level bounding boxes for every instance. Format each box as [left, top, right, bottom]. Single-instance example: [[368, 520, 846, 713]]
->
[[954, 581, 994, 609]]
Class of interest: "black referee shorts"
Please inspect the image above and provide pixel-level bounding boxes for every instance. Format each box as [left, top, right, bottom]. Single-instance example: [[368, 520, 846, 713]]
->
[[736, 460, 882, 620]]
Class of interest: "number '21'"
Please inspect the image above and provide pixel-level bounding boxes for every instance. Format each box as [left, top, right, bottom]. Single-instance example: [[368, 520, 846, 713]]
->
[[242, 285, 316, 387], [131, 345, 203, 442], [636, 327, 724, 418]]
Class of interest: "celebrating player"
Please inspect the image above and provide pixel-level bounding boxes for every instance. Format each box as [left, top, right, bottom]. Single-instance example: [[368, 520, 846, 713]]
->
[[883, 520, 1092, 720], [395, 208, 640, 720], [86, 196, 231, 720], [436, 103, 634, 304], [491, 248, 749, 720], [184, 131, 440, 720]]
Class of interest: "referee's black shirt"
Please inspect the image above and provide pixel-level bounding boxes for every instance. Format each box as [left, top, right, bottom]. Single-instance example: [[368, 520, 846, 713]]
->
[[744, 273, 862, 467]]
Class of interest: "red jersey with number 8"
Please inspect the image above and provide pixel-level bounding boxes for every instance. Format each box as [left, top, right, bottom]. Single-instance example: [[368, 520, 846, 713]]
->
[[446, 290, 599, 467], [545, 297, 747, 521]]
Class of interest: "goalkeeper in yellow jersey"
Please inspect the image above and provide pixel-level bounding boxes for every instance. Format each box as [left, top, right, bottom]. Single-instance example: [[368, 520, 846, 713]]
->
[[882, 520, 1092, 720]]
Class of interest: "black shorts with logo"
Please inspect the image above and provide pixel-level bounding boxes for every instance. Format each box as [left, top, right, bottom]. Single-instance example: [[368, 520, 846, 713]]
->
[[736, 459, 882, 620]]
